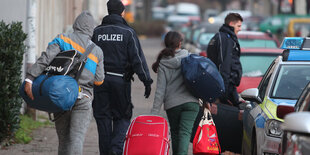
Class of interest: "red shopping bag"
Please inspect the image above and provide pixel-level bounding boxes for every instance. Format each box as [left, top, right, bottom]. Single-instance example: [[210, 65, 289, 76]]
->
[[193, 108, 221, 155]]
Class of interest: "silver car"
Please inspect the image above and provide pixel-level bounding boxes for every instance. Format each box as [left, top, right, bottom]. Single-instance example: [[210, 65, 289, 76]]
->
[[279, 81, 310, 154]]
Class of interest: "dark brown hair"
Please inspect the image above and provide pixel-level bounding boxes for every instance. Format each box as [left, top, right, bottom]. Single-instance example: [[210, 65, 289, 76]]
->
[[152, 31, 183, 73], [224, 13, 243, 25]]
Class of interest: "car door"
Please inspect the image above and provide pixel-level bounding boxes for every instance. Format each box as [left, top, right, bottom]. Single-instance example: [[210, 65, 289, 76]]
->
[[242, 60, 277, 154]]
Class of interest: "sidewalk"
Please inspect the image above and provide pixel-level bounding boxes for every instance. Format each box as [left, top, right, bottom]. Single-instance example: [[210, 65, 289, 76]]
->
[[0, 113, 99, 155], [0, 38, 239, 155]]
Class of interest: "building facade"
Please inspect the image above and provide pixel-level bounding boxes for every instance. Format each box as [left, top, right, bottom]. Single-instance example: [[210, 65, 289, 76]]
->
[[0, 0, 108, 115], [0, 0, 107, 66]]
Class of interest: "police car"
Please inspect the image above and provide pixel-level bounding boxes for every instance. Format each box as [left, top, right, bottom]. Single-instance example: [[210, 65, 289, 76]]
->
[[240, 37, 310, 155]]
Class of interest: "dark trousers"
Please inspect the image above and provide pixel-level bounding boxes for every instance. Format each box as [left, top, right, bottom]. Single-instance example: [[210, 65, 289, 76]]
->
[[92, 75, 132, 155]]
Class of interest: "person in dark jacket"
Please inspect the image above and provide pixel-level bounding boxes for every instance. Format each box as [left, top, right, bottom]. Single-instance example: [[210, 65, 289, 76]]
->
[[91, 0, 153, 155], [206, 12, 244, 154], [207, 13, 243, 107]]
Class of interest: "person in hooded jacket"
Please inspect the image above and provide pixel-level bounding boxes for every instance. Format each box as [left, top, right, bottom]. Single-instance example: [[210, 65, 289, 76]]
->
[[207, 13, 243, 107], [23, 11, 104, 155], [151, 31, 199, 155], [91, 0, 153, 155]]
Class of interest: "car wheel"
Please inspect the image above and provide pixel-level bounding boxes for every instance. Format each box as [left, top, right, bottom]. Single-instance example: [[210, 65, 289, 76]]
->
[[251, 133, 257, 155]]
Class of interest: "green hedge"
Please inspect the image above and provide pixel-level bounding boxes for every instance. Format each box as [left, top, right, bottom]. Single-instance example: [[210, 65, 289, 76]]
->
[[0, 21, 27, 145]]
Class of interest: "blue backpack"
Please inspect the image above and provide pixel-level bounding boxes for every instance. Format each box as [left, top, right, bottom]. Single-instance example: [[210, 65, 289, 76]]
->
[[181, 54, 225, 103]]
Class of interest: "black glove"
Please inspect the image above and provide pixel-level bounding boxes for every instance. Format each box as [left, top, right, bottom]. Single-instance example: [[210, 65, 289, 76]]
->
[[144, 84, 151, 98]]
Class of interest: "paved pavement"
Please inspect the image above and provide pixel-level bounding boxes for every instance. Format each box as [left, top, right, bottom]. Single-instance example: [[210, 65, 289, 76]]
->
[[0, 38, 180, 155]]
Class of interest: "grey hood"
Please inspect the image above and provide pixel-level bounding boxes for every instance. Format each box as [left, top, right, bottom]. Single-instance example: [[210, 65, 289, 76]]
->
[[73, 11, 96, 38], [159, 49, 189, 69]]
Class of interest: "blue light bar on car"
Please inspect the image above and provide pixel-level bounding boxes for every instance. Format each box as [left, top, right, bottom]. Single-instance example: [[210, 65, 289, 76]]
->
[[286, 50, 310, 61], [280, 37, 304, 49]]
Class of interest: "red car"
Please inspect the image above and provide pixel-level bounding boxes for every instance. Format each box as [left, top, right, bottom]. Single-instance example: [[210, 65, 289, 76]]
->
[[199, 31, 282, 92], [199, 31, 280, 57], [237, 31, 280, 48], [237, 48, 283, 93]]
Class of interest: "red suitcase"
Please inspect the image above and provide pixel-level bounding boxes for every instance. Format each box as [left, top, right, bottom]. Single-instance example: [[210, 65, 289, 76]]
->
[[123, 115, 170, 155]]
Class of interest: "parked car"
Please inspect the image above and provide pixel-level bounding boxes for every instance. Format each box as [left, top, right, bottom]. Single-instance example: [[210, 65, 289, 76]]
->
[[237, 31, 280, 48], [184, 24, 205, 54], [164, 4, 175, 18], [186, 22, 221, 54], [237, 48, 283, 93], [242, 15, 265, 31], [207, 9, 252, 24], [200, 47, 282, 93], [240, 37, 310, 155], [166, 2, 200, 29], [259, 14, 310, 35], [286, 18, 310, 37], [199, 31, 280, 50], [278, 81, 310, 155], [276, 60, 310, 154], [198, 30, 281, 55], [203, 9, 219, 22], [152, 7, 166, 20]]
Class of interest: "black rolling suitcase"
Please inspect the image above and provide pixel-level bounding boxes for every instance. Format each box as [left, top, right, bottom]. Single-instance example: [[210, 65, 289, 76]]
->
[[211, 103, 243, 154]]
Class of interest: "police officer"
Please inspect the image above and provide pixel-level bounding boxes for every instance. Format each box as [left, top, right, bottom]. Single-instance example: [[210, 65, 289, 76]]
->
[[207, 13, 243, 107], [206, 12, 243, 153], [91, 0, 153, 155]]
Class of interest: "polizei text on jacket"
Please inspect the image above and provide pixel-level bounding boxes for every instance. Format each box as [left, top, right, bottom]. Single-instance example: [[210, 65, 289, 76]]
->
[[98, 34, 123, 42]]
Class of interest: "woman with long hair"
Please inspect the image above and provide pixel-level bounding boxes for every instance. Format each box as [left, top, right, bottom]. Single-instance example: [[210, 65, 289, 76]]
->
[[151, 31, 199, 155]]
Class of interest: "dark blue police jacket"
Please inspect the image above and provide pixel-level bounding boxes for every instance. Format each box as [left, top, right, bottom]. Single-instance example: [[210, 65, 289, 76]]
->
[[92, 14, 152, 85]]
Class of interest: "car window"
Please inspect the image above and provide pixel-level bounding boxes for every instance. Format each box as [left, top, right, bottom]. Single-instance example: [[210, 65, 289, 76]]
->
[[271, 65, 310, 99], [199, 33, 215, 45], [284, 18, 291, 25], [271, 18, 281, 26], [239, 39, 278, 48], [304, 91, 310, 111], [180, 27, 188, 34], [192, 29, 201, 43], [185, 30, 192, 42], [258, 60, 276, 99], [293, 23, 310, 37], [240, 54, 278, 77], [295, 86, 310, 111]]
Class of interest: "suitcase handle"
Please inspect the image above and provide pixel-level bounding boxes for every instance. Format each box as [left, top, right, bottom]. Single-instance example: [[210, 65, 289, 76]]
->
[[126, 135, 170, 142]]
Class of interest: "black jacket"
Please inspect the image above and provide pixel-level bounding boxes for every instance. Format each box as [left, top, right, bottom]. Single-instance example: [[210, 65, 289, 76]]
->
[[207, 24, 242, 91], [92, 14, 152, 85]]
